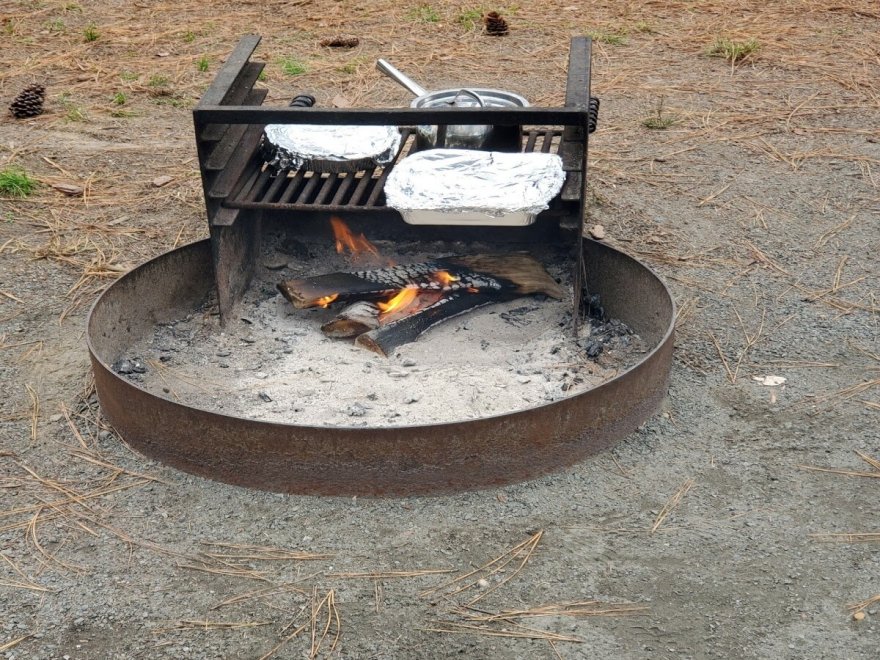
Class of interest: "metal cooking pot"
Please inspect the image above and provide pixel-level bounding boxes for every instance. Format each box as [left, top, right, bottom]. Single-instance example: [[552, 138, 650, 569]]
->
[[376, 59, 529, 152]]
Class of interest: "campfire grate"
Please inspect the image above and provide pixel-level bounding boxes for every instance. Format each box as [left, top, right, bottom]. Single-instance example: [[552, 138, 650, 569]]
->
[[223, 129, 565, 213]]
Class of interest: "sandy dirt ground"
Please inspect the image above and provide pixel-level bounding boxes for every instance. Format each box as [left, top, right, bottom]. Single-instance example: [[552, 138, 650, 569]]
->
[[1, 1, 878, 658]]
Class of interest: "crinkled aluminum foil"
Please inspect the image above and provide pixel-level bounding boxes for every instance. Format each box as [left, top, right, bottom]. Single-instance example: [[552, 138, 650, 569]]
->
[[262, 124, 402, 173], [385, 149, 565, 219]]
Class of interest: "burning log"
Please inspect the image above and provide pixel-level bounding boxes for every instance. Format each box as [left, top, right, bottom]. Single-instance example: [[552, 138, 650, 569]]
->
[[320, 301, 380, 337], [355, 291, 502, 357], [277, 253, 563, 309]]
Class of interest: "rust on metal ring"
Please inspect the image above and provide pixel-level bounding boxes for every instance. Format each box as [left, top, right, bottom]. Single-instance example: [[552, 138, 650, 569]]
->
[[86, 239, 674, 496]]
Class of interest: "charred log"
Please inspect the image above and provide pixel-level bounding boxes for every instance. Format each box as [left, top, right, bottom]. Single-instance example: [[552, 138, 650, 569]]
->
[[278, 253, 562, 309], [355, 291, 503, 357]]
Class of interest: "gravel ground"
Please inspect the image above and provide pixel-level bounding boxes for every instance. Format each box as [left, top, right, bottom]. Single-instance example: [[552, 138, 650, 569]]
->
[[2, 1, 879, 658]]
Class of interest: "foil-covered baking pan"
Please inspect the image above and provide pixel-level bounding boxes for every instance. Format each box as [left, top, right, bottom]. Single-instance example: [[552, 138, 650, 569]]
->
[[385, 149, 565, 226], [261, 124, 402, 174]]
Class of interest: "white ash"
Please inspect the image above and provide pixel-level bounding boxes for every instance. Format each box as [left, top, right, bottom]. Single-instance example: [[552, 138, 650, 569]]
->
[[123, 244, 645, 428]]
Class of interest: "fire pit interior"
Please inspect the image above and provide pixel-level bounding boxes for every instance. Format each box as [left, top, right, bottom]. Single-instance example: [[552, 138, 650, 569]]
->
[[86, 36, 675, 495]]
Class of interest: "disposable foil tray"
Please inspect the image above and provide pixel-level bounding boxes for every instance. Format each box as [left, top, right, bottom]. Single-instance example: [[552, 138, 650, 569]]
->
[[261, 124, 402, 174], [385, 149, 565, 226]]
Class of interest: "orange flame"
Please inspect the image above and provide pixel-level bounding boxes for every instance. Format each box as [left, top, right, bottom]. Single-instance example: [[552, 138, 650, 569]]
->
[[330, 216, 380, 260], [377, 288, 418, 316], [315, 294, 338, 308], [432, 270, 460, 286]]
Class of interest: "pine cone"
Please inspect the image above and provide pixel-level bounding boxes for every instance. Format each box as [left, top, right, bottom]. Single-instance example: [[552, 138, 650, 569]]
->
[[320, 36, 360, 48], [9, 83, 46, 119], [483, 11, 509, 37]]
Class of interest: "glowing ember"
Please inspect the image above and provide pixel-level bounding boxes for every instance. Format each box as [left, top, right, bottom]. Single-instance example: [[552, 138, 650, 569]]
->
[[377, 288, 418, 316], [315, 294, 339, 308], [432, 270, 460, 286], [330, 216, 380, 260]]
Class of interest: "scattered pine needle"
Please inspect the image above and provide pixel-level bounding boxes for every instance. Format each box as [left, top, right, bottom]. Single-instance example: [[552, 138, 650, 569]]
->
[[425, 621, 582, 643], [25, 384, 39, 442], [810, 532, 880, 543], [0, 635, 32, 652], [848, 594, 880, 614], [461, 600, 649, 621], [421, 531, 543, 606], [651, 479, 695, 534], [326, 569, 455, 579], [153, 619, 271, 633], [800, 450, 880, 479]]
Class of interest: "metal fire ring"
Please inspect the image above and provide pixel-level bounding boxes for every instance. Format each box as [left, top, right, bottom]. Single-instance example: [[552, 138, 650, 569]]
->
[[86, 239, 674, 496]]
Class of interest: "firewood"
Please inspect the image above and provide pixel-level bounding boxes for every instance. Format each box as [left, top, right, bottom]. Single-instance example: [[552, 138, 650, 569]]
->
[[320, 301, 380, 337], [277, 253, 562, 309], [355, 291, 503, 357]]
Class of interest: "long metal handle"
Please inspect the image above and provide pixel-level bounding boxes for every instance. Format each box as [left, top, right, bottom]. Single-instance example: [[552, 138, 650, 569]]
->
[[376, 59, 428, 98]]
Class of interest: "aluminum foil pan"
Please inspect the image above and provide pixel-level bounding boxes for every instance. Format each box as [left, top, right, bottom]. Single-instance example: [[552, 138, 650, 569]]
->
[[261, 124, 402, 173], [385, 149, 565, 226]]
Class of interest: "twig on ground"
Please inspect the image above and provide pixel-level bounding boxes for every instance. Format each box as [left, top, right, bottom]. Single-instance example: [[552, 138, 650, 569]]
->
[[651, 479, 695, 534]]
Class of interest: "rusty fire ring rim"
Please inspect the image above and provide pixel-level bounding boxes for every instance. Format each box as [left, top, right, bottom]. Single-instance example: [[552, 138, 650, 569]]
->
[[86, 238, 675, 496]]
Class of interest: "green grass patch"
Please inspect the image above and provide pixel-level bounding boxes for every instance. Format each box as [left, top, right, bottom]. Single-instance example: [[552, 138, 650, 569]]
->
[[46, 18, 65, 32], [408, 5, 440, 23], [83, 23, 98, 42], [59, 93, 86, 121], [112, 91, 126, 105], [120, 71, 138, 82], [642, 96, 676, 130], [182, 30, 196, 43], [457, 8, 482, 31], [279, 57, 307, 76], [586, 29, 627, 46], [707, 37, 760, 63], [197, 55, 210, 72], [0, 167, 38, 198], [148, 74, 170, 87], [257, 70, 268, 82]]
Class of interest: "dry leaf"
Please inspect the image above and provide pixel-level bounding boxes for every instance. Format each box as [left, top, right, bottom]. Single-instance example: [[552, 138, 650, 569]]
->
[[152, 175, 174, 188]]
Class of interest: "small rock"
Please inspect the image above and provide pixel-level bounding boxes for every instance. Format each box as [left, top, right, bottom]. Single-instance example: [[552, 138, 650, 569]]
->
[[853, 611, 866, 621], [477, 578, 490, 589], [388, 370, 409, 379], [216, 350, 231, 357], [51, 183, 84, 196], [263, 255, 289, 270], [332, 94, 353, 108], [152, 175, 173, 188], [516, 375, 531, 384], [241, 336, 256, 344], [49, 414, 62, 422], [131, 359, 147, 374], [112, 358, 134, 374], [258, 391, 272, 402], [404, 394, 421, 404], [401, 358, 416, 367], [156, 50, 170, 57], [346, 403, 367, 417], [254, 371, 268, 379], [588, 224, 606, 240]]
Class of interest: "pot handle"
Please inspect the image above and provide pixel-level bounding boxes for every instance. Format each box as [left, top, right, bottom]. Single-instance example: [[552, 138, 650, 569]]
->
[[376, 59, 428, 98]]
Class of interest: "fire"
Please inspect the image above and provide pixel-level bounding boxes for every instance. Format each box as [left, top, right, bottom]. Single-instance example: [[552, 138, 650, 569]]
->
[[377, 288, 418, 316], [315, 294, 339, 308], [432, 270, 460, 286], [330, 216, 380, 260]]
